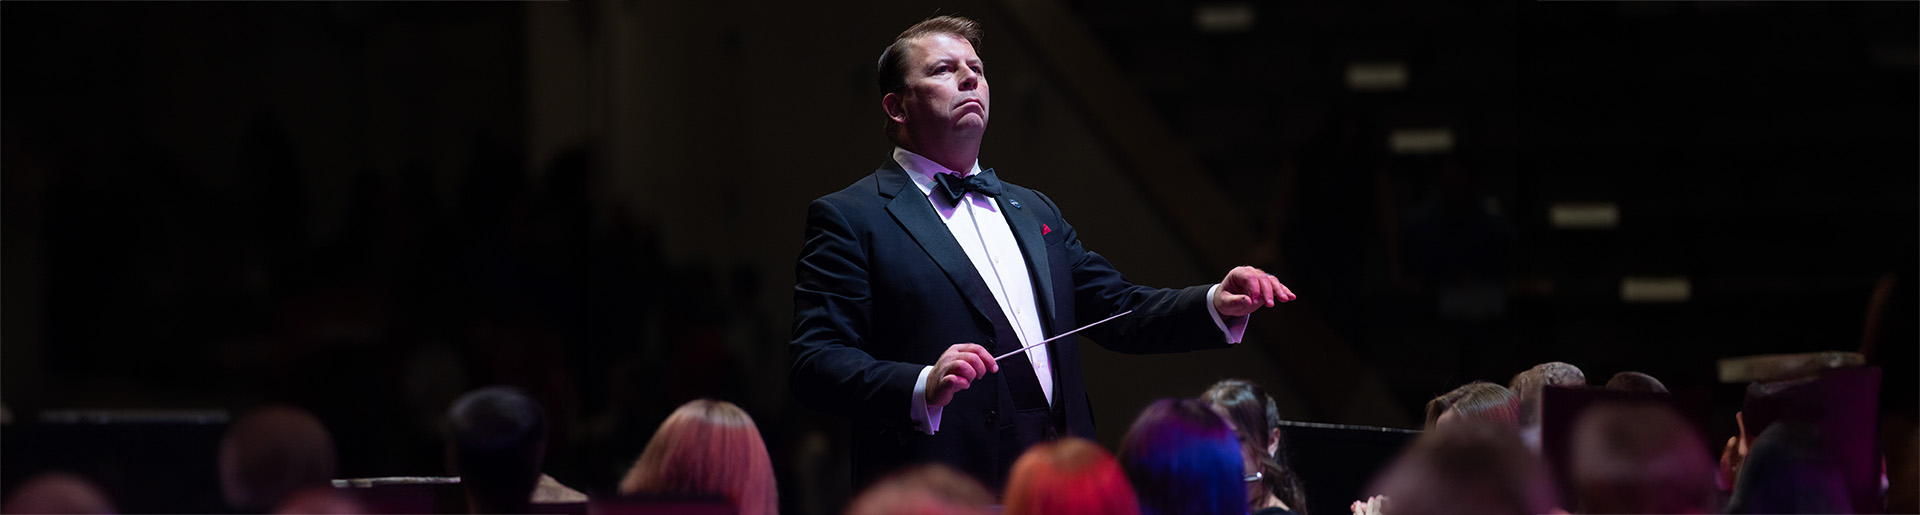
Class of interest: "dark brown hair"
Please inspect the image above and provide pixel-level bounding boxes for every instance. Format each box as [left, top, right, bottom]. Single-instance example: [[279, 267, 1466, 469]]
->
[[1368, 420, 1556, 515], [1202, 379, 1310, 515], [876, 16, 983, 142], [1604, 371, 1669, 393]]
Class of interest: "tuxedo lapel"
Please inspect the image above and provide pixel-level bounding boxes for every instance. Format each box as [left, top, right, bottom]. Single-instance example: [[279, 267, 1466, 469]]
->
[[879, 163, 1009, 338], [995, 181, 1057, 330]]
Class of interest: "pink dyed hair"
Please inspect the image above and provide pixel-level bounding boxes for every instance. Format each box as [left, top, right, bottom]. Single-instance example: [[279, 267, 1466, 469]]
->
[[619, 399, 777, 515]]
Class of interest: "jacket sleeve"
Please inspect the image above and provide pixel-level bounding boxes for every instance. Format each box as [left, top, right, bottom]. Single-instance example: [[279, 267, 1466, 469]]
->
[[788, 197, 923, 430], [1034, 191, 1232, 355]]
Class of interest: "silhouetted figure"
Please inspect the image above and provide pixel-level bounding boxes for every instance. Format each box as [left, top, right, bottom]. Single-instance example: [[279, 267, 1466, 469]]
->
[[1725, 421, 1851, 514], [219, 405, 338, 513], [1568, 402, 1715, 514], [447, 386, 546, 514], [3, 472, 117, 514]]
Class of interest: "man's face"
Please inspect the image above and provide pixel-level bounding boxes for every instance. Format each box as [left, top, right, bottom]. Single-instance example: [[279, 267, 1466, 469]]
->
[[892, 33, 989, 142]]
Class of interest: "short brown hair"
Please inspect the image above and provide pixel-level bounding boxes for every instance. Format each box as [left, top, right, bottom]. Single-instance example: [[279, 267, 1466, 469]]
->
[[1604, 371, 1668, 393], [1368, 420, 1556, 515], [1509, 362, 1586, 428], [1424, 381, 1519, 431], [877, 16, 983, 142]]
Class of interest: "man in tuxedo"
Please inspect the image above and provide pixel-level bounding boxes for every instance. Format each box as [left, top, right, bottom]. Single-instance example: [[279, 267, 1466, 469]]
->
[[789, 15, 1297, 492]]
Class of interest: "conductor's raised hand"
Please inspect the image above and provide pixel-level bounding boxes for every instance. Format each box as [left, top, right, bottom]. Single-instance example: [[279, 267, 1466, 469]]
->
[[1213, 266, 1298, 317], [925, 343, 998, 408]]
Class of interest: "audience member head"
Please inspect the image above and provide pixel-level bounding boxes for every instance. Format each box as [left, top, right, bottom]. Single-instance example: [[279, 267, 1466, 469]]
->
[[1603, 371, 1668, 393], [219, 404, 338, 512], [1724, 421, 1850, 514], [1568, 402, 1716, 514], [1003, 437, 1139, 515], [3, 472, 116, 514], [1117, 398, 1245, 515], [274, 486, 367, 515], [1423, 381, 1518, 431], [619, 399, 777, 515], [447, 386, 547, 514], [845, 464, 993, 515], [1367, 420, 1555, 515], [1202, 378, 1309, 514], [1509, 362, 1586, 429]]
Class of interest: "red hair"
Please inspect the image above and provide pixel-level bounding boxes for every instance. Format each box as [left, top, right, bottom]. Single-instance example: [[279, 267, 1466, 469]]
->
[[1004, 438, 1140, 515]]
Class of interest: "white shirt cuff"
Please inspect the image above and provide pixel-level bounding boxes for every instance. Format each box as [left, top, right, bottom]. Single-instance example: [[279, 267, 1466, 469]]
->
[[1206, 284, 1249, 343], [911, 365, 944, 434]]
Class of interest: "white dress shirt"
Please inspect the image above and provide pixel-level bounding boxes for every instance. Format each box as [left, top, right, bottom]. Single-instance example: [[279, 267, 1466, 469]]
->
[[893, 147, 1246, 434]]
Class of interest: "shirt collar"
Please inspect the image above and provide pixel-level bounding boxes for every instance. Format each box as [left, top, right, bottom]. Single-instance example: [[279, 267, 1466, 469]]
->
[[893, 147, 983, 199]]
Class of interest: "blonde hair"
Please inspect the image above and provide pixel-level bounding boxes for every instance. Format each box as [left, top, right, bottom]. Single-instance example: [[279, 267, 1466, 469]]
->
[[619, 399, 777, 515], [846, 464, 993, 515]]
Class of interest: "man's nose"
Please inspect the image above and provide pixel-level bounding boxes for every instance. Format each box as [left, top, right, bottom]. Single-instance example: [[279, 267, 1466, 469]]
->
[[958, 70, 978, 90]]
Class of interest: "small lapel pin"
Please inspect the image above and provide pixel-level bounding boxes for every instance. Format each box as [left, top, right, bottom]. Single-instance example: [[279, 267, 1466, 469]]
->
[[1042, 223, 1052, 236], [1008, 198, 1022, 209]]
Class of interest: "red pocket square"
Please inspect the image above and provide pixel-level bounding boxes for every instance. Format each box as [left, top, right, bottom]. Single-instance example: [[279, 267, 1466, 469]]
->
[[1042, 224, 1052, 236]]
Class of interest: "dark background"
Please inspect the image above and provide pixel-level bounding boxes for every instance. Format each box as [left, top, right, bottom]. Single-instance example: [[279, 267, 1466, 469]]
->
[[3, 1, 1914, 514]]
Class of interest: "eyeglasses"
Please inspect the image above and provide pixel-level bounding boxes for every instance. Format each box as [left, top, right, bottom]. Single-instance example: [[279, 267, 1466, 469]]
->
[[1243, 470, 1263, 483]]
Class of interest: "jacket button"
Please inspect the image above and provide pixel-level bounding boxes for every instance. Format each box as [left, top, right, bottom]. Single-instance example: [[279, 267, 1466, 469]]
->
[[986, 410, 997, 425]]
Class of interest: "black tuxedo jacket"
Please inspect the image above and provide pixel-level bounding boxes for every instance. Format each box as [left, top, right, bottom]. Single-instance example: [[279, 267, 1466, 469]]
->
[[789, 158, 1233, 490]]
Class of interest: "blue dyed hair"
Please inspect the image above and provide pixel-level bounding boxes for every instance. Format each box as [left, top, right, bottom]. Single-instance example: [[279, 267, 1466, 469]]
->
[[1118, 398, 1246, 515]]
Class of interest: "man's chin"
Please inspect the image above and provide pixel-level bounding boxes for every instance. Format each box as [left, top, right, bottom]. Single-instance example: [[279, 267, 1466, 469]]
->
[[953, 117, 988, 136]]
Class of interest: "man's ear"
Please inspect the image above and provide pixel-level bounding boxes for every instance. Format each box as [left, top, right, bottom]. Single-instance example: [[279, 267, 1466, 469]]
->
[[882, 92, 908, 124]]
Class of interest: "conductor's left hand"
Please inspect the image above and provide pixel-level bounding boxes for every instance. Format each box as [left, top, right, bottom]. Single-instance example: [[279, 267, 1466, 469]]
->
[[1213, 266, 1297, 317]]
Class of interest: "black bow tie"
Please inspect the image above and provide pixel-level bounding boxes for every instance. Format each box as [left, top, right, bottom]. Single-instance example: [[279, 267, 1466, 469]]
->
[[935, 169, 1003, 202]]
